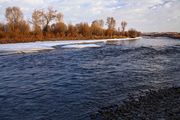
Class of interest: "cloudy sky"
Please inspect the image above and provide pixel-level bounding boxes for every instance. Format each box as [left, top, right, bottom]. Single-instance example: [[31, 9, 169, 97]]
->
[[0, 0, 180, 32]]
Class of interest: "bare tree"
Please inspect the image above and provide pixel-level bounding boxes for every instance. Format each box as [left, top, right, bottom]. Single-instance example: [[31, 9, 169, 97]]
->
[[42, 7, 63, 32], [51, 22, 67, 36], [56, 13, 64, 23], [67, 24, 78, 37], [18, 20, 30, 35], [31, 9, 44, 31], [5, 6, 23, 24], [76, 23, 91, 37], [5, 6, 24, 31], [121, 21, 127, 33], [0, 23, 5, 39], [118, 27, 121, 32], [106, 17, 116, 37], [92, 19, 104, 28], [106, 17, 116, 30], [31, 7, 63, 33], [91, 19, 104, 36], [0, 23, 4, 31]]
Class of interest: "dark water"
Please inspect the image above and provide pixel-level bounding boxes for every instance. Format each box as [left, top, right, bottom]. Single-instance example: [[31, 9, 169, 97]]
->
[[0, 37, 180, 120]]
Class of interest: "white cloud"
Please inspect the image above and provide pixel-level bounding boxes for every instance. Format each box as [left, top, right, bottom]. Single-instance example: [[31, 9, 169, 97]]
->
[[17, 0, 44, 5]]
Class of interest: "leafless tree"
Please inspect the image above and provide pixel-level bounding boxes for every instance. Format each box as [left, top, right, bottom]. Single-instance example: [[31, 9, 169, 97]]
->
[[56, 13, 64, 23], [106, 17, 116, 30], [91, 19, 104, 36], [5, 6, 24, 32], [106, 17, 116, 37], [67, 24, 78, 37], [31, 7, 63, 33], [51, 22, 67, 36], [31, 9, 44, 31], [121, 21, 127, 33], [76, 23, 91, 37], [92, 19, 104, 28], [42, 7, 63, 32], [5, 6, 23, 24]]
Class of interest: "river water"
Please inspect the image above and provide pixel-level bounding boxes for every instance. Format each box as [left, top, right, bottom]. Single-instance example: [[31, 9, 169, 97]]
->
[[0, 37, 180, 120]]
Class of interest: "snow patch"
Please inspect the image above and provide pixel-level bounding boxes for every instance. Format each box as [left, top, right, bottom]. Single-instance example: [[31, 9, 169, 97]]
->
[[0, 37, 141, 55], [61, 44, 101, 49]]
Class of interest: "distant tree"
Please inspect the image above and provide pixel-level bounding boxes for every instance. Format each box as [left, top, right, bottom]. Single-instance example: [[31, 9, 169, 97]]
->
[[31, 9, 44, 32], [42, 7, 63, 33], [91, 19, 104, 36], [51, 22, 67, 37], [18, 20, 30, 35], [5, 6, 24, 32], [76, 23, 91, 37], [0, 23, 4, 31], [56, 13, 64, 23], [121, 21, 127, 33], [118, 27, 121, 32], [106, 17, 116, 37], [128, 29, 140, 38], [5, 7, 23, 24], [106, 17, 116, 30], [92, 19, 104, 28], [30, 7, 63, 36], [4, 6, 30, 41], [0, 23, 5, 39], [67, 24, 78, 37]]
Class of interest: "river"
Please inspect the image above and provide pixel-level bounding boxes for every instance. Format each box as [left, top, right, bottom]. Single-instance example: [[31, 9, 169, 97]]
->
[[0, 37, 180, 120]]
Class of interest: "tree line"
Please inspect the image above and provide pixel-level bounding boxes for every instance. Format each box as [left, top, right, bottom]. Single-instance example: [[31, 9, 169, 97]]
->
[[0, 6, 141, 43]]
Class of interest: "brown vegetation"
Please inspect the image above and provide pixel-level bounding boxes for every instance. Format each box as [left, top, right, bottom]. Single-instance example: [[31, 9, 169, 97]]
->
[[0, 6, 141, 44]]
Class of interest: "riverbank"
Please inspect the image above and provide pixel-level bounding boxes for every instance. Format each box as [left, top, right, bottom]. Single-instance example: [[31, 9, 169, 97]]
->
[[0, 36, 134, 44], [91, 87, 180, 120], [0, 37, 141, 54]]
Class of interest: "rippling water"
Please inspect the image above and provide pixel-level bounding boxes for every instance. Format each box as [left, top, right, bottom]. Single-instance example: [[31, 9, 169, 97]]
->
[[0, 37, 180, 120]]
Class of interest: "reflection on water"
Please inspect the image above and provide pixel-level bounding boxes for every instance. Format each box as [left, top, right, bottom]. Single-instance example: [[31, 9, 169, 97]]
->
[[0, 37, 180, 120]]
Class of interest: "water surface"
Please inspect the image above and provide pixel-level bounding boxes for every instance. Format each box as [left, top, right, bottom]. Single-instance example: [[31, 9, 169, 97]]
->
[[0, 37, 180, 120]]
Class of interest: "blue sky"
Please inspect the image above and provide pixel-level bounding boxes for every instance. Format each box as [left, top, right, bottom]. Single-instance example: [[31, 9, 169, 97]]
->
[[0, 0, 180, 32]]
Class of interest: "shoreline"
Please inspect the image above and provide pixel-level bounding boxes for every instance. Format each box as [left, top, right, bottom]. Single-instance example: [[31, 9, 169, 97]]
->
[[0, 37, 141, 45], [143, 33, 180, 40], [91, 87, 180, 120], [0, 37, 141, 54]]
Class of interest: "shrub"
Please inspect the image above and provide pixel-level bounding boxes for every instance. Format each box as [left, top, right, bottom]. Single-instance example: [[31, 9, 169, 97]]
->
[[128, 29, 140, 38]]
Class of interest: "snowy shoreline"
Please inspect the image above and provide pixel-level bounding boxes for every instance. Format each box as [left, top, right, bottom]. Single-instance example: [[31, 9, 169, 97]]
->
[[0, 37, 141, 54]]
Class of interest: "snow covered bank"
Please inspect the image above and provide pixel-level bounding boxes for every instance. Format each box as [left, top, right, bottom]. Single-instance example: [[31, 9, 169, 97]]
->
[[0, 37, 141, 55]]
